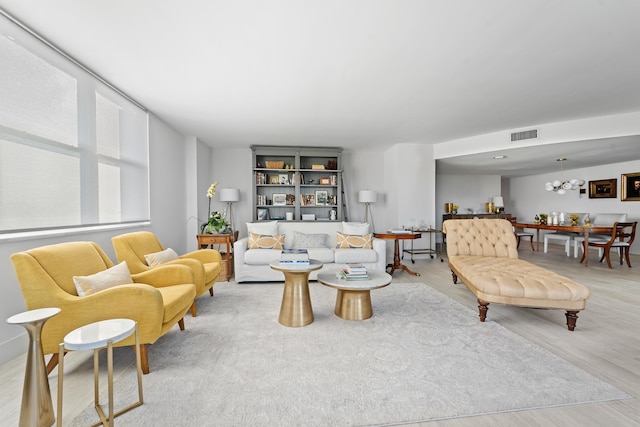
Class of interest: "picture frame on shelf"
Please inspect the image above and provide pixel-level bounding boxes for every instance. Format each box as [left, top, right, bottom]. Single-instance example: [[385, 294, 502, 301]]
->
[[269, 175, 279, 184], [589, 179, 617, 199], [279, 174, 289, 185], [320, 177, 331, 185], [315, 190, 328, 205], [257, 208, 270, 221], [272, 193, 287, 205], [621, 172, 640, 201]]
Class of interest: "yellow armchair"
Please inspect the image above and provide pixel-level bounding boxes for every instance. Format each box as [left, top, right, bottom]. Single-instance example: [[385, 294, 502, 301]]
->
[[10, 241, 196, 374], [112, 231, 222, 316]]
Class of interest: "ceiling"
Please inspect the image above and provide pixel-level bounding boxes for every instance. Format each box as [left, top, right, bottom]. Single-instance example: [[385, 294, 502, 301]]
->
[[2, 1, 640, 176]]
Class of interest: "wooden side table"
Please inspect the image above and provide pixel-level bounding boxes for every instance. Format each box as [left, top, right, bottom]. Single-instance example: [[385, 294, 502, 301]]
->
[[373, 232, 422, 276], [197, 231, 239, 281]]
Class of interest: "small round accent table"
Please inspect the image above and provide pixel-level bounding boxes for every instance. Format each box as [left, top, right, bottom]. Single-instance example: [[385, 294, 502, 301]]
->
[[270, 259, 323, 327], [317, 270, 392, 320], [57, 318, 143, 427], [373, 232, 422, 276], [6, 307, 61, 427]]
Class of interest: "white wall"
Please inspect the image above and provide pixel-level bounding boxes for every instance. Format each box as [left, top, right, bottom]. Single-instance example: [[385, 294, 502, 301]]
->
[[0, 114, 192, 365]]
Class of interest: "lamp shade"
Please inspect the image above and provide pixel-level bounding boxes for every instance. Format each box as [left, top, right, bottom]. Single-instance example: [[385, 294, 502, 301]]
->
[[492, 196, 504, 207], [358, 190, 377, 203], [219, 188, 240, 202]]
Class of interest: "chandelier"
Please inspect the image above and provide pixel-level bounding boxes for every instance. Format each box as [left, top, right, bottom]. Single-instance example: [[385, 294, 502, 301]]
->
[[545, 158, 585, 195]]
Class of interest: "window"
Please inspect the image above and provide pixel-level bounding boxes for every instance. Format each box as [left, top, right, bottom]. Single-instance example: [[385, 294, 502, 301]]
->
[[0, 12, 149, 233]]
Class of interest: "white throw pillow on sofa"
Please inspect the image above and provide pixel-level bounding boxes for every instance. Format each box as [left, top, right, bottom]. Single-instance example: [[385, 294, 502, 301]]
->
[[73, 261, 133, 297], [247, 221, 278, 235], [342, 222, 370, 235]]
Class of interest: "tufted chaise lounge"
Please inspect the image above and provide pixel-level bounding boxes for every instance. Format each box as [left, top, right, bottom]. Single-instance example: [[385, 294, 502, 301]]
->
[[442, 219, 591, 331]]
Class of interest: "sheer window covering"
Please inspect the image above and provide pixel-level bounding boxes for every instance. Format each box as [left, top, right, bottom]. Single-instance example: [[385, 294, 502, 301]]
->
[[0, 11, 149, 233]]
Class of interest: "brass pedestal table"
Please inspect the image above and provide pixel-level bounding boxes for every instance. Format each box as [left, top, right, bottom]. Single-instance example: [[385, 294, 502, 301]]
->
[[317, 270, 392, 320], [57, 318, 143, 427], [6, 307, 61, 427], [270, 259, 322, 327]]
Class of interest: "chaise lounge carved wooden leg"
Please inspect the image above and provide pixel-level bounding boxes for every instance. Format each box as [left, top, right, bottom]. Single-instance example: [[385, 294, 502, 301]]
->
[[477, 299, 489, 322], [450, 271, 458, 284], [565, 310, 579, 331]]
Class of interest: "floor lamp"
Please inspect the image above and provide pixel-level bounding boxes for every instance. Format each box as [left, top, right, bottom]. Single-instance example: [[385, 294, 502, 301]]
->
[[219, 188, 240, 233], [358, 190, 377, 232]]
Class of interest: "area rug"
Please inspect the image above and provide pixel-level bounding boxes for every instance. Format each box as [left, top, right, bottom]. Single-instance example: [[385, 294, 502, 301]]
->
[[70, 281, 629, 426]]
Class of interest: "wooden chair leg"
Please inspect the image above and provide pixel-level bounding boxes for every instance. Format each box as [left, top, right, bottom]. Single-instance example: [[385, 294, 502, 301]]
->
[[516, 236, 521, 248], [190, 301, 197, 317], [579, 242, 587, 264], [46, 352, 64, 375], [178, 317, 185, 330], [624, 247, 632, 267], [139, 344, 149, 374], [529, 237, 534, 251], [601, 248, 613, 269], [209, 287, 214, 296], [477, 299, 489, 322], [565, 311, 579, 331]]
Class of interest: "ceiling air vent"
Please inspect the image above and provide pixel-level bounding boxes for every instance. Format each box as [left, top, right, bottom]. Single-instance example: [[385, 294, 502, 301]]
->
[[510, 129, 538, 142]]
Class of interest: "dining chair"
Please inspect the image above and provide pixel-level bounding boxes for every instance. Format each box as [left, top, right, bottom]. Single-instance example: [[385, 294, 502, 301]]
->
[[579, 222, 637, 268], [573, 213, 627, 258], [509, 218, 534, 250]]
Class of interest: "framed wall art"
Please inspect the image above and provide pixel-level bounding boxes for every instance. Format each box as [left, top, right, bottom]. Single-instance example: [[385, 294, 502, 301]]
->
[[272, 193, 287, 205], [588, 179, 617, 199], [315, 190, 328, 205], [621, 172, 640, 201], [257, 208, 270, 221]]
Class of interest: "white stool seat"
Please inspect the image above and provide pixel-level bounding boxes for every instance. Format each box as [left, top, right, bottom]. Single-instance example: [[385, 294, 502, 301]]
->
[[544, 232, 574, 257]]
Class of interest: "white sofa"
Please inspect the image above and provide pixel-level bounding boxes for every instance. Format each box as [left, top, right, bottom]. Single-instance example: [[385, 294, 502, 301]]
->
[[233, 221, 386, 282]]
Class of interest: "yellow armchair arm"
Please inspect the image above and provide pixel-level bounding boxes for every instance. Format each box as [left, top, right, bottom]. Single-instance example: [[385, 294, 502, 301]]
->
[[132, 264, 195, 287], [182, 249, 222, 264], [39, 283, 164, 354]]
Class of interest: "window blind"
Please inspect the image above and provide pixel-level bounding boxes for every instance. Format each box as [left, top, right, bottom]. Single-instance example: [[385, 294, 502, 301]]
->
[[0, 11, 149, 233]]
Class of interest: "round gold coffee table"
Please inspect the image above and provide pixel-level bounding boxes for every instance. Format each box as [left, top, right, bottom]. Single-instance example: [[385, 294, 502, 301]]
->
[[317, 270, 392, 320], [270, 259, 323, 327]]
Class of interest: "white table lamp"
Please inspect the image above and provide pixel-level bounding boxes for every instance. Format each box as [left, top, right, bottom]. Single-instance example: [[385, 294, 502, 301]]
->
[[358, 190, 377, 231], [493, 196, 504, 213], [219, 188, 240, 233]]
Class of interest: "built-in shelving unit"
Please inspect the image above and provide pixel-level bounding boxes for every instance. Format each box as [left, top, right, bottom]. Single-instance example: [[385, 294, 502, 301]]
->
[[252, 145, 343, 222]]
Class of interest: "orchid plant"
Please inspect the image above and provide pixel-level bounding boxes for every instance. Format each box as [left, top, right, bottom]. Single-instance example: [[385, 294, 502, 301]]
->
[[200, 182, 231, 233]]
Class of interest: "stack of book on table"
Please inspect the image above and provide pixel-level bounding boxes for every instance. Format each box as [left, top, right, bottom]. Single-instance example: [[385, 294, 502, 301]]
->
[[280, 249, 309, 265], [338, 263, 369, 280]]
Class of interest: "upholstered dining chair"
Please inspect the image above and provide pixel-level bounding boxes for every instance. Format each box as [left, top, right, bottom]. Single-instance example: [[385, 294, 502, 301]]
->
[[10, 241, 196, 374], [509, 218, 534, 250], [112, 231, 222, 316], [579, 222, 637, 268]]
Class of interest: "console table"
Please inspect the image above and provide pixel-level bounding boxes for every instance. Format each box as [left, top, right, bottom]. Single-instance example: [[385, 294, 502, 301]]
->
[[197, 231, 239, 281]]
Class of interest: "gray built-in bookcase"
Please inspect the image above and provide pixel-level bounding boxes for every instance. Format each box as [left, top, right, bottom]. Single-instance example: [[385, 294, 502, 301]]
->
[[252, 145, 343, 222]]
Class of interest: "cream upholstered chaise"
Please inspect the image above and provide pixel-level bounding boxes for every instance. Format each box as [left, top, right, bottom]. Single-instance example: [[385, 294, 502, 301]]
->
[[11, 241, 196, 374], [112, 231, 222, 316], [442, 219, 591, 330]]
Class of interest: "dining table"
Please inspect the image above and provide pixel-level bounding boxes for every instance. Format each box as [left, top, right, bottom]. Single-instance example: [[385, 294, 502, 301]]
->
[[514, 222, 613, 266]]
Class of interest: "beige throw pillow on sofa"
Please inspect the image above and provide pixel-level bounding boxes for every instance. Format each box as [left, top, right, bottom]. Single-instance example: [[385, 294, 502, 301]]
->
[[73, 261, 133, 297], [248, 232, 285, 249], [336, 231, 373, 249]]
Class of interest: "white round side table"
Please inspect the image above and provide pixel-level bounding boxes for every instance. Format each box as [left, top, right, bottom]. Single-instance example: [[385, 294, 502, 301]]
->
[[6, 307, 61, 427], [57, 318, 143, 427]]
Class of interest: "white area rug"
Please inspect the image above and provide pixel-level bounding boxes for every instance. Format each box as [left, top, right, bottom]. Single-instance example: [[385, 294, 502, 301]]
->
[[71, 281, 629, 426]]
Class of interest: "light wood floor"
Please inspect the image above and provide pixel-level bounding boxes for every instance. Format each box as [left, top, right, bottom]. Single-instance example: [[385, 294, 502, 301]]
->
[[2, 244, 639, 426]]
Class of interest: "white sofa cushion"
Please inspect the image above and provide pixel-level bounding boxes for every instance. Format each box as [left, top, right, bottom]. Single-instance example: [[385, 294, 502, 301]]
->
[[342, 222, 370, 234], [247, 221, 278, 235], [334, 248, 378, 264], [306, 247, 335, 263], [244, 248, 282, 265]]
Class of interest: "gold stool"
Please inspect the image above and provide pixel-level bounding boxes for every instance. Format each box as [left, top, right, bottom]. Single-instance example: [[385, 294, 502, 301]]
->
[[57, 319, 143, 427]]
